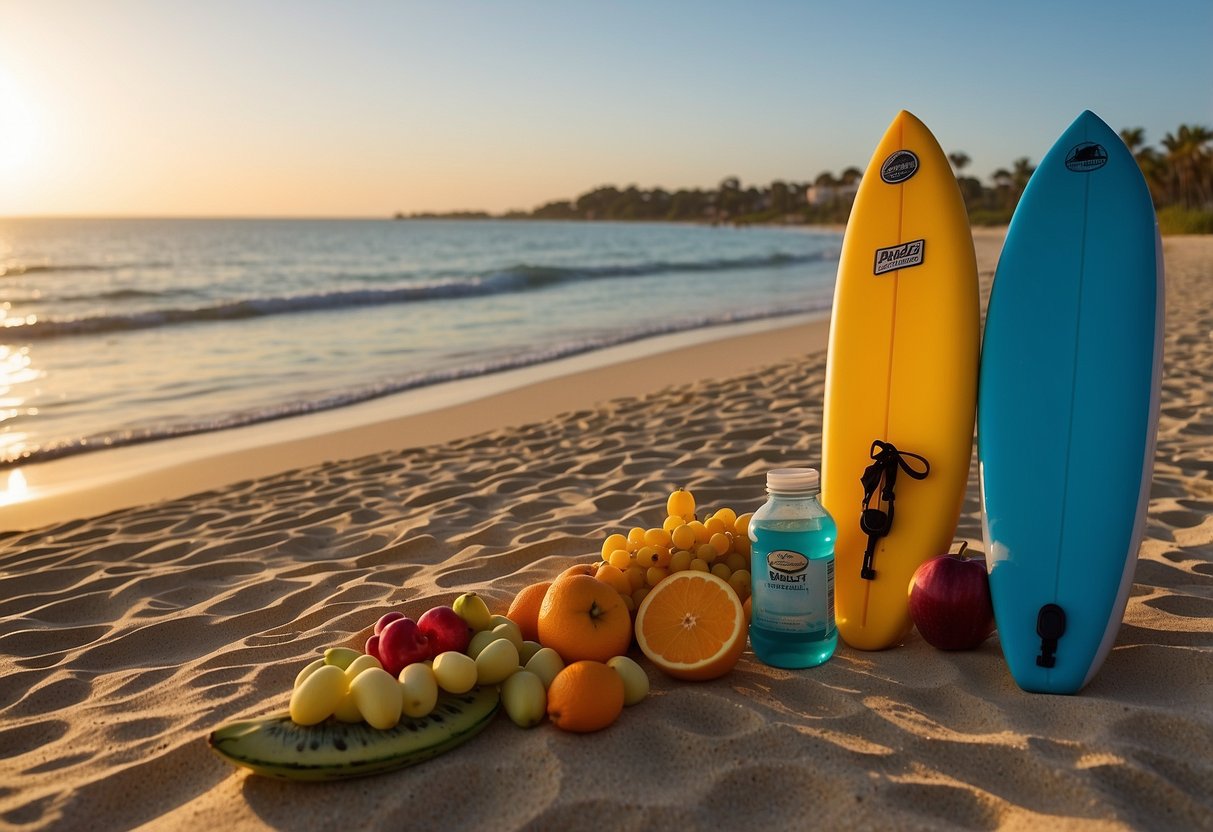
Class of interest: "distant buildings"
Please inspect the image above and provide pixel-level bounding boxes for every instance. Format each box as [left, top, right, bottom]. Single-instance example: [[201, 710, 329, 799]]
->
[[805, 179, 861, 207]]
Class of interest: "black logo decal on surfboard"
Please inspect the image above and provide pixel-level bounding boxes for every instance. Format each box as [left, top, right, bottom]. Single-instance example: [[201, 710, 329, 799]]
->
[[874, 239, 925, 275], [880, 150, 919, 184], [1065, 142, 1108, 172]]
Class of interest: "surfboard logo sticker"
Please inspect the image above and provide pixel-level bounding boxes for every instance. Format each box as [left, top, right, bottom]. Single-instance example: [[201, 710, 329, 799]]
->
[[880, 150, 919, 184], [874, 239, 925, 275], [1065, 142, 1108, 172]]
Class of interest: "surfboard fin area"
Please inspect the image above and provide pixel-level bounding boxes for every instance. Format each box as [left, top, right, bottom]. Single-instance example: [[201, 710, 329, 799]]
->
[[978, 110, 1163, 695]]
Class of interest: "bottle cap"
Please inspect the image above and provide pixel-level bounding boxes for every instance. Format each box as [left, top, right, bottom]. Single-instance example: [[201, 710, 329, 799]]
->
[[766, 467, 820, 494]]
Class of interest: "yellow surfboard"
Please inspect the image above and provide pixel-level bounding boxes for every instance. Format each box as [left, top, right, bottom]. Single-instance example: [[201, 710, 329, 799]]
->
[[822, 111, 979, 651]]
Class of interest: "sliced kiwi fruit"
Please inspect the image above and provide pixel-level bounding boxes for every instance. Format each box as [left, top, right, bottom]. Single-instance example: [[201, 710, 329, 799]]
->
[[208, 685, 500, 781]]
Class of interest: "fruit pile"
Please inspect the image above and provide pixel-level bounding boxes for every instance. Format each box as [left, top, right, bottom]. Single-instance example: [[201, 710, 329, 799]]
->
[[590, 488, 754, 613], [211, 486, 757, 782], [500, 487, 752, 686], [287, 591, 648, 736]]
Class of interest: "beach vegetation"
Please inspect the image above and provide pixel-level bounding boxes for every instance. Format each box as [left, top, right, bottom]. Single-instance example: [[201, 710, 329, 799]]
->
[[396, 122, 1211, 234], [1156, 205, 1213, 235]]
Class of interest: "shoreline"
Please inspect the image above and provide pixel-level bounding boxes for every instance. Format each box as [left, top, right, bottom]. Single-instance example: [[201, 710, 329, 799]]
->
[[1, 313, 830, 532], [1, 226, 1016, 532]]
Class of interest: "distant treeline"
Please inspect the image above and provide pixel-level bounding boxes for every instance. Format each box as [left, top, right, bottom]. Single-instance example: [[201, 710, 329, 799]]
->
[[395, 124, 1213, 234]]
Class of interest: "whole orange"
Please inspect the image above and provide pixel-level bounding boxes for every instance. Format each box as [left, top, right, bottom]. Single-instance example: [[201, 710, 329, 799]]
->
[[537, 574, 632, 663], [557, 562, 598, 580], [506, 581, 552, 643], [546, 660, 625, 732]]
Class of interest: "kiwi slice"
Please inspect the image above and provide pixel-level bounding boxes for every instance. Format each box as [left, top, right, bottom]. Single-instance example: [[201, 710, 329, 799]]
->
[[208, 685, 499, 780]]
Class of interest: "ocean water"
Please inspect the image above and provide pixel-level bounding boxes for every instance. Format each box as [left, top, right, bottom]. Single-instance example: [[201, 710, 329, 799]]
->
[[0, 218, 841, 466]]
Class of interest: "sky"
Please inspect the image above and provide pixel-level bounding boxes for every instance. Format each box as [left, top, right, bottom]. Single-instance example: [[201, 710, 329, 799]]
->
[[1, 0, 1210, 218]]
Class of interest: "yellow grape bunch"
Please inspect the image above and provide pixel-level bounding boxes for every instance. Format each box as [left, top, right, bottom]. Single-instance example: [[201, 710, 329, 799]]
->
[[592, 488, 754, 614]]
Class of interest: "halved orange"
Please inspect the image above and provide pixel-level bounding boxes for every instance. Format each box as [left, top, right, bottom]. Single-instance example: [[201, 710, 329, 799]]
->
[[634, 571, 747, 681]]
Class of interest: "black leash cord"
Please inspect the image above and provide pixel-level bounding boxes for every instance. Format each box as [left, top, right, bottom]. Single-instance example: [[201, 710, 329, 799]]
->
[[858, 440, 930, 580]]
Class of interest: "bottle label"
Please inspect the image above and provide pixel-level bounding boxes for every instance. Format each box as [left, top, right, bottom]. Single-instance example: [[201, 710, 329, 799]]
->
[[752, 548, 834, 634]]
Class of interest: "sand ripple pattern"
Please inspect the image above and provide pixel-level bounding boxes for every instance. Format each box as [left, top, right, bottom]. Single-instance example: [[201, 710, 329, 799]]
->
[[0, 233, 1211, 830]]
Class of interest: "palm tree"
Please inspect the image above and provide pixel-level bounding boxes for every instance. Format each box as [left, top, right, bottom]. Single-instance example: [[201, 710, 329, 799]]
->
[[1161, 124, 1212, 208], [715, 176, 743, 220], [948, 151, 971, 176], [990, 168, 1013, 210], [770, 180, 790, 213], [1120, 126, 1168, 204], [1119, 128, 1146, 155], [1011, 158, 1036, 197]]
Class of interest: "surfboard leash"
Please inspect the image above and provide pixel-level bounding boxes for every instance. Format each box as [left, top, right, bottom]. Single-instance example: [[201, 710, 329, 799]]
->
[[858, 440, 930, 580]]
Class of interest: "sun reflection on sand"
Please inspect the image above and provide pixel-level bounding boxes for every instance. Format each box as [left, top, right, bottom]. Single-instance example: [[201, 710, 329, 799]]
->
[[0, 468, 30, 506]]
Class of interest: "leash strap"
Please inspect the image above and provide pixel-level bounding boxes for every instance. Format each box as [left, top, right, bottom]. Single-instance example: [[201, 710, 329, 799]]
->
[[858, 440, 930, 580]]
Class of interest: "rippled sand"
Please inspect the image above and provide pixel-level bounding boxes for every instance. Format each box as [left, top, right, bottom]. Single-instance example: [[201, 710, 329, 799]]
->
[[1, 232, 1210, 830]]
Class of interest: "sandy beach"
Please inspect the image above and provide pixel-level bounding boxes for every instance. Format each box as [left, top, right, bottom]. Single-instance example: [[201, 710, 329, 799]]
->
[[1, 229, 1211, 830]]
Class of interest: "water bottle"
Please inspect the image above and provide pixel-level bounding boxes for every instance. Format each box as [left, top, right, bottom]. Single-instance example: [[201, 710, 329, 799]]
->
[[748, 467, 837, 668]]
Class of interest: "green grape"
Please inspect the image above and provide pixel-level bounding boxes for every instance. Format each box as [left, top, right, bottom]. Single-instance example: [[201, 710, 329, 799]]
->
[[671, 524, 696, 551], [625, 565, 647, 589], [709, 532, 731, 557], [601, 533, 629, 559], [635, 546, 660, 568], [643, 527, 672, 549], [645, 566, 669, 587], [608, 548, 634, 570], [713, 507, 738, 528], [696, 543, 719, 564], [666, 489, 696, 520], [728, 569, 752, 600]]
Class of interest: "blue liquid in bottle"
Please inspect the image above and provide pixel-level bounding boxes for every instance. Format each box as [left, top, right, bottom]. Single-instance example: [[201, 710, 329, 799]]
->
[[748, 468, 837, 668]]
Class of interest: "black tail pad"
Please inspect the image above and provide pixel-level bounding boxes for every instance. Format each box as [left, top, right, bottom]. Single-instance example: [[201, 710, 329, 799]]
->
[[1035, 604, 1066, 668]]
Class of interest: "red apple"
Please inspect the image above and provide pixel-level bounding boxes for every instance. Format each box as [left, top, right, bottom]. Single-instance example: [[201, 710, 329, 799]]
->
[[908, 545, 995, 650], [377, 618, 430, 676], [374, 611, 406, 635], [417, 605, 471, 658], [365, 634, 381, 662]]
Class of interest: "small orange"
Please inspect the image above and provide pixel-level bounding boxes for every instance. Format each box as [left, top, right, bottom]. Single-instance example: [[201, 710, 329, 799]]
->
[[546, 660, 625, 732], [634, 570, 747, 681], [743, 596, 752, 624], [506, 581, 552, 643], [558, 562, 598, 580], [537, 574, 632, 663]]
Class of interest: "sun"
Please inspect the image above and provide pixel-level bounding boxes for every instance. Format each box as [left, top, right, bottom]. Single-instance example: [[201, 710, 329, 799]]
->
[[0, 68, 40, 177]]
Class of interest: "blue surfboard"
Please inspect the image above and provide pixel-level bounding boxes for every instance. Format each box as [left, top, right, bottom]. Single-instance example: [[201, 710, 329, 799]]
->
[[978, 110, 1163, 695]]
